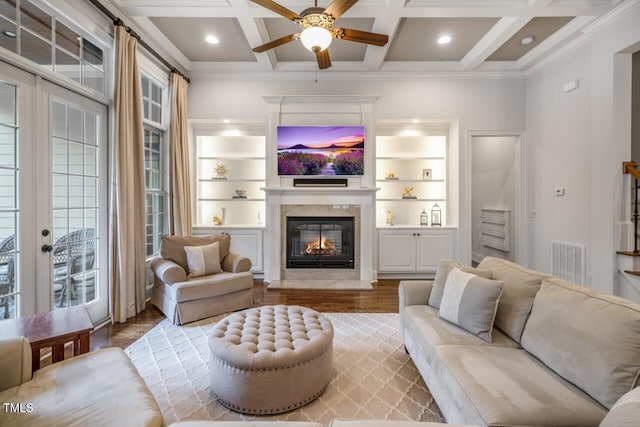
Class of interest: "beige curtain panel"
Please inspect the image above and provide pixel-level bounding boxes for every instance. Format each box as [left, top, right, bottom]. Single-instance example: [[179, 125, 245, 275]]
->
[[169, 72, 192, 236], [110, 25, 147, 323]]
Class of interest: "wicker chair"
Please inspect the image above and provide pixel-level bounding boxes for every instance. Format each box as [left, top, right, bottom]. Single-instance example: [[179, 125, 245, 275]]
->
[[0, 234, 15, 319], [53, 228, 96, 307]]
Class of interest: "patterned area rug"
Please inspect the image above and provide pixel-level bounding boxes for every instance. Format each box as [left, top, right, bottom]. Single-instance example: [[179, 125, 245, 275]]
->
[[125, 312, 443, 426]]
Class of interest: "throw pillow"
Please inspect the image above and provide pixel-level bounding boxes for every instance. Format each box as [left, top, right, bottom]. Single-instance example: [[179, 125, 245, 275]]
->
[[184, 242, 223, 278], [428, 259, 493, 309], [439, 267, 504, 343], [160, 234, 231, 272]]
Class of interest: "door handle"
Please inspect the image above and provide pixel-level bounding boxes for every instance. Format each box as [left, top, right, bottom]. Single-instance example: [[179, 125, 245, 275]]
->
[[41, 244, 53, 253]]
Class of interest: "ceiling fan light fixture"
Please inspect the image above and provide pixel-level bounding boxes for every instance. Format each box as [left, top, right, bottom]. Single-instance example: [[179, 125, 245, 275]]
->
[[300, 26, 333, 52]]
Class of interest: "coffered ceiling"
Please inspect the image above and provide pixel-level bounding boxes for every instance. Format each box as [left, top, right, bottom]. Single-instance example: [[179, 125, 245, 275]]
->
[[108, 0, 629, 75]]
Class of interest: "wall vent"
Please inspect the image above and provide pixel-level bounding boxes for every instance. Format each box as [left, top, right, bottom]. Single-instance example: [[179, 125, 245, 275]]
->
[[551, 240, 586, 285]]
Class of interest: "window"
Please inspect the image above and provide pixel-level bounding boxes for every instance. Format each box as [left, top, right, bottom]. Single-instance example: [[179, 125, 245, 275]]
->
[[0, 0, 105, 94], [142, 74, 167, 258]]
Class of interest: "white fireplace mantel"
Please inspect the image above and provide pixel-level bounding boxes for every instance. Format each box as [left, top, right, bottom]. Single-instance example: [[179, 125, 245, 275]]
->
[[262, 187, 378, 283]]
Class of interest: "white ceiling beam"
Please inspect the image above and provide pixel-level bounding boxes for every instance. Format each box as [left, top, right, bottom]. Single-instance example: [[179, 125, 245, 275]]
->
[[233, 1, 279, 71], [363, 0, 405, 70], [460, 16, 529, 71]]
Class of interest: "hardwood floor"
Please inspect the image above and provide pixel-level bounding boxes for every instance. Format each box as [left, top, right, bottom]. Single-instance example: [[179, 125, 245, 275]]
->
[[91, 279, 401, 351]]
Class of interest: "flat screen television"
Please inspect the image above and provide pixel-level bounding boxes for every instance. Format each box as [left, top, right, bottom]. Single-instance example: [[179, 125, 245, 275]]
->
[[277, 125, 365, 176]]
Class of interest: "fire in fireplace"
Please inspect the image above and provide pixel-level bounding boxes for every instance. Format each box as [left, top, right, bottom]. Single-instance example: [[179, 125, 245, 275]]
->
[[286, 216, 355, 269]]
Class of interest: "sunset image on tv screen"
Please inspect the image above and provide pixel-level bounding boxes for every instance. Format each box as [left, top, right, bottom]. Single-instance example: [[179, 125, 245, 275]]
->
[[277, 126, 365, 176]]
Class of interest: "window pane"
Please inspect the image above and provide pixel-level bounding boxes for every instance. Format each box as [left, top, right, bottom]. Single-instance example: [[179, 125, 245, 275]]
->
[[0, 0, 17, 21], [142, 75, 149, 98], [85, 209, 97, 235], [0, 16, 17, 54], [0, 169, 15, 209], [0, 211, 15, 241], [84, 145, 96, 176], [52, 137, 67, 173], [68, 175, 83, 208], [20, 29, 52, 70], [0, 126, 15, 169], [55, 48, 80, 84], [143, 101, 149, 121], [82, 38, 103, 69], [20, 1, 51, 41], [68, 141, 83, 175], [151, 104, 161, 123], [68, 106, 83, 142], [151, 83, 161, 103], [55, 21, 79, 56], [0, 81, 16, 126], [82, 62, 104, 94], [85, 111, 96, 146], [52, 174, 67, 208], [84, 177, 96, 207], [52, 101, 66, 138]]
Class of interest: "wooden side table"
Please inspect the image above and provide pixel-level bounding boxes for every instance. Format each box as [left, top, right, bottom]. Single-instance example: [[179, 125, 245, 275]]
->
[[0, 305, 94, 372]]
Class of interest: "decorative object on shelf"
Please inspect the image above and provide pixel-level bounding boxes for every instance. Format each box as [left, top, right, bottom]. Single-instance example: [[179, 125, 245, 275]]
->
[[213, 163, 229, 179], [257, 211, 263, 225], [213, 207, 226, 226], [431, 203, 442, 226], [385, 172, 399, 180], [420, 209, 429, 226], [384, 210, 395, 226], [422, 169, 432, 180], [402, 187, 417, 199], [233, 189, 248, 199]]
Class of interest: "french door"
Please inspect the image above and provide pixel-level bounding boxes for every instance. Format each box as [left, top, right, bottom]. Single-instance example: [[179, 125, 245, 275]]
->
[[0, 62, 109, 324]]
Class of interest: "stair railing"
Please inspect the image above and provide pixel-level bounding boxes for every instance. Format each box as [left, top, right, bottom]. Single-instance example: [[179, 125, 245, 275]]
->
[[623, 161, 640, 253]]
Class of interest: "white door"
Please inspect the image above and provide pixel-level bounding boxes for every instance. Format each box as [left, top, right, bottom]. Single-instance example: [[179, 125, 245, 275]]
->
[[0, 62, 109, 324]]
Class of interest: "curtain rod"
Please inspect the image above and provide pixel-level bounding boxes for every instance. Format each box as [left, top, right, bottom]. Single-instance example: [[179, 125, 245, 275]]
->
[[87, 0, 190, 83]]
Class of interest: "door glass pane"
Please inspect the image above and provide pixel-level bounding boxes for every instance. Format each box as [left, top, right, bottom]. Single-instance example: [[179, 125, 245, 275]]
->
[[55, 48, 80, 83], [51, 100, 102, 311], [55, 21, 79, 56], [52, 138, 67, 173], [0, 80, 17, 319], [52, 101, 66, 138], [20, 1, 51, 41], [52, 174, 67, 208], [20, 30, 52, 70]]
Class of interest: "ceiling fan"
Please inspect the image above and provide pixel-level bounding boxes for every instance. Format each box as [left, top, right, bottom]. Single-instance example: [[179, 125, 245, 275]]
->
[[250, 0, 389, 69]]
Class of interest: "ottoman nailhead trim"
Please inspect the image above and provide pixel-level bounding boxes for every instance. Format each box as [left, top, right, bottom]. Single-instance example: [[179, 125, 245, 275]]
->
[[211, 383, 330, 415], [212, 346, 331, 371]]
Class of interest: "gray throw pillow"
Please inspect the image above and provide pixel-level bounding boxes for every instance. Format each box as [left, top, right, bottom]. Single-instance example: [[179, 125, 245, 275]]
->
[[428, 259, 493, 309], [438, 267, 504, 343]]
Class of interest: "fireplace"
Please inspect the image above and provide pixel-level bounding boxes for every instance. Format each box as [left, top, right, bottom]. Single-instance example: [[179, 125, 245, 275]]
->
[[286, 216, 355, 269]]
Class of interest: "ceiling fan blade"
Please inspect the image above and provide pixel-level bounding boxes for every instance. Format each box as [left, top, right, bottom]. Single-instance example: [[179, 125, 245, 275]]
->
[[337, 28, 389, 46], [316, 49, 332, 69], [252, 34, 298, 53], [250, 0, 301, 20], [324, 0, 358, 19]]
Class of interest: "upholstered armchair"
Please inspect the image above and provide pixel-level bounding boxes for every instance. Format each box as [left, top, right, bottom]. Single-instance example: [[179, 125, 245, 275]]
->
[[150, 233, 254, 325]]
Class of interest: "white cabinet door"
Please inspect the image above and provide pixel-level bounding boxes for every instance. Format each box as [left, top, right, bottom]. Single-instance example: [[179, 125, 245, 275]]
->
[[192, 227, 263, 273], [378, 230, 416, 272], [416, 231, 454, 273]]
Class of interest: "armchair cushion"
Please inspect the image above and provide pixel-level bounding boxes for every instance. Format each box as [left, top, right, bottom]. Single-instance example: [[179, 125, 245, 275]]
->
[[185, 242, 223, 277], [0, 337, 32, 392], [222, 251, 252, 273], [160, 234, 231, 273]]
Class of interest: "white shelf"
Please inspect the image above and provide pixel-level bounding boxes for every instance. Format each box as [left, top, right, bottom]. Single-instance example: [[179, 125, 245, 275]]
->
[[198, 198, 266, 202], [378, 198, 445, 202], [376, 156, 445, 160], [198, 156, 264, 160], [376, 179, 445, 183], [199, 178, 264, 182]]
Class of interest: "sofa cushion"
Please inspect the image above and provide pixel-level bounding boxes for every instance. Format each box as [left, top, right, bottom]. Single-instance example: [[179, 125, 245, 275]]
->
[[521, 278, 640, 409], [433, 345, 607, 426], [0, 347, 162, 427], [428, 259, 492, 309], [403, 305, 519, 365], [184, 241, 223, 277], [599, 386, 640, 427], [160, 234, 231, 273], [438, 268, 504, 343], [477, 256, 549, 343]]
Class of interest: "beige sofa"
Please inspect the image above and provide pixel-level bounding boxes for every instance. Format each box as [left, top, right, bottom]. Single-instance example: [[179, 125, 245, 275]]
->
[[151, 234, 253, 324], [0, 337, 162, 427], [399, 256, 640, 427]]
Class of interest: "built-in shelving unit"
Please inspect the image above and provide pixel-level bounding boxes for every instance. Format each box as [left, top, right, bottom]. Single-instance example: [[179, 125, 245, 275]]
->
[[375, 129, 447, 227], [194, 125, 266, 227]]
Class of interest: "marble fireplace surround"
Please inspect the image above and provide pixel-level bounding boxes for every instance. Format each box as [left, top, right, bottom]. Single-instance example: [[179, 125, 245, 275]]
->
[[262, 187, 377, 283]]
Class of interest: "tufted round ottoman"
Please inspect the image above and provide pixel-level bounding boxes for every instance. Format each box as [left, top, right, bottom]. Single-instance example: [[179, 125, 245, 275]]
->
[[208, 305, 334, 414]]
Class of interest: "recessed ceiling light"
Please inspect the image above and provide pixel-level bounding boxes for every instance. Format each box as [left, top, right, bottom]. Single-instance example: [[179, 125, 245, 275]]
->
[[205, 35, 219, 45], [412, 119, 420, 124], [520, 36, 534, 45], [437, 35, 452, 45], [2, 30, 16, 38], [223, 119, 230, 124]]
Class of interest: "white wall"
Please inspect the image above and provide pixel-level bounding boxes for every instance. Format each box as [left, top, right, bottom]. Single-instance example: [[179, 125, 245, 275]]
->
[[525, 4, 640, 297], [471, 136, 517, 263], [187, 76, 526, 262]]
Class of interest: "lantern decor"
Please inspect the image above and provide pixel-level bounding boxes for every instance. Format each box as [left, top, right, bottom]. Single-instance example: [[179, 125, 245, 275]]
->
[[431, 204, 442, 226], [384, 210, 395, 226], [420, 209, 428, 226]]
